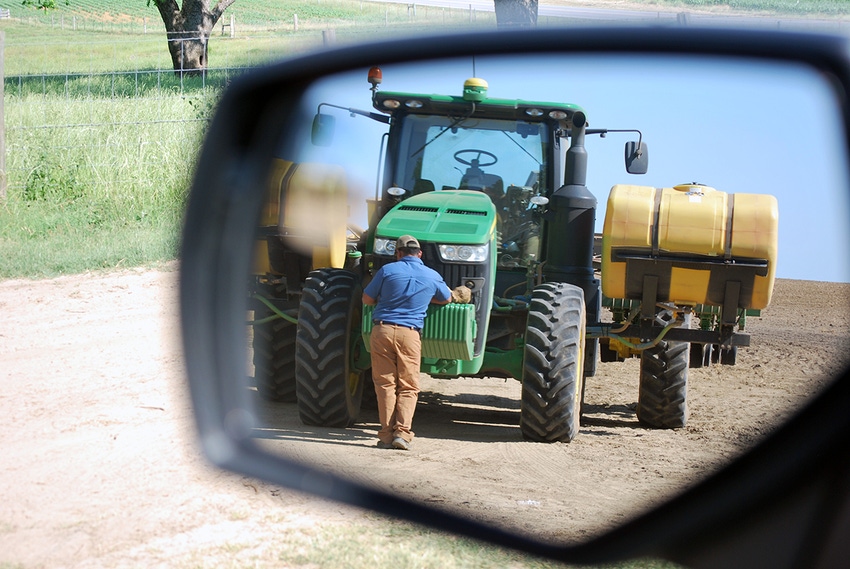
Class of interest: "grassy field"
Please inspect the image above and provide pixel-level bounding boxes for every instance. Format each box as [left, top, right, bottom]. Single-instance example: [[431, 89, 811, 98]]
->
[[0, 0, 512, 279], [655, 0, 848, 15]]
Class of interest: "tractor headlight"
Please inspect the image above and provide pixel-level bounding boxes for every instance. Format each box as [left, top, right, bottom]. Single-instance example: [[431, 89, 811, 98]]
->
[[438, 243, 489, 263], [374, 238, 396, 256]]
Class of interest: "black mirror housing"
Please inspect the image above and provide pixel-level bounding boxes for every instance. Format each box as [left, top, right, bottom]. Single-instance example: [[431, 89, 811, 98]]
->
[[311, 112, 335, 147], [180, 26, 850, 569]]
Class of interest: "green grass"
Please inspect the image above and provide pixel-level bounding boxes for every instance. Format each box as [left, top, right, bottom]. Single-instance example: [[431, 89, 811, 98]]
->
[[0, 1, 500, 280], [0, 74, 215, 277], [175, 516, 683, 569], [655, 0, 850, 16], [276, 522, 684, 569]]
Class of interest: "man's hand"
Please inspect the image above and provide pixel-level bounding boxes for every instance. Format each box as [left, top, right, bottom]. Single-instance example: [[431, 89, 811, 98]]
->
[[451, 286, 472, 304]]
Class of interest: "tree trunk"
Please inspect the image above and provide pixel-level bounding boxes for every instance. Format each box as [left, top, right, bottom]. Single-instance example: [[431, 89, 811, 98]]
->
[[494, 0, 538, 28], [152, 0, 237, 74]]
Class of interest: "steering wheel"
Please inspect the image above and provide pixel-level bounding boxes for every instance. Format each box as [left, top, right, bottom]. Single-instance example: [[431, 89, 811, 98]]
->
[[454, 149, 498, 167]]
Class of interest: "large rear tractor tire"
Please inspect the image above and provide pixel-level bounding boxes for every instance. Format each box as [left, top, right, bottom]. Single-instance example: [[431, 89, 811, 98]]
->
[[520, 283, 586, 443], [637, 340, 689, 428], [295, 268, 365, 427], [252, 284, 296, 402]]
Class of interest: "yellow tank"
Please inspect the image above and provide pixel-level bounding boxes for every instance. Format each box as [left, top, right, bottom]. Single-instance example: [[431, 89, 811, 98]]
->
[[253, 159, 349, 275], [601, 184, 778, 310]]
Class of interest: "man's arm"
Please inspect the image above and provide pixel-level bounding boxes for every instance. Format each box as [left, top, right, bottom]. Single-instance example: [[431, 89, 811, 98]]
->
[[362, 269, 384, 306], [430, 281, 452, 305]]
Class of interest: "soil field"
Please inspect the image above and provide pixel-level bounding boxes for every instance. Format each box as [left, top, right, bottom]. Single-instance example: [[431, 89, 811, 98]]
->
[[1, 266, 848, 566]]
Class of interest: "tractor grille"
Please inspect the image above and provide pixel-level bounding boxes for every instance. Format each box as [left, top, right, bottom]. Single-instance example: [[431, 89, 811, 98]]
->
[[370, 247, 484, 286]]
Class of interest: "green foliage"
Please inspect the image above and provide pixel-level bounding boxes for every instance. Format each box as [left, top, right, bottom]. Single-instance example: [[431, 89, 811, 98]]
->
[[22, 152, 82, 202], [21, 0, 69, 12]]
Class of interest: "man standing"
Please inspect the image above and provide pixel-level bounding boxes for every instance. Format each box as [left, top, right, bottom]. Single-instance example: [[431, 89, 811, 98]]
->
[[362, 235, 452, 450]]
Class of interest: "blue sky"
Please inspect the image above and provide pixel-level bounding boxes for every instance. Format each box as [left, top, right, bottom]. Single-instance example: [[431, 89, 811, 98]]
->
[[295, 53, 850, 282]]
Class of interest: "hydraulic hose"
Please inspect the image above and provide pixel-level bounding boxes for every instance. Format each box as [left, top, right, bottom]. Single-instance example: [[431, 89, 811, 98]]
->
[[248, 294, 298, 326], [607, 319, 682, 351]]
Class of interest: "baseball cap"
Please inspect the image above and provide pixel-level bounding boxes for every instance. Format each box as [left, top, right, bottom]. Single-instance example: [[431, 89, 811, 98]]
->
[[396, 235, 420, 250]]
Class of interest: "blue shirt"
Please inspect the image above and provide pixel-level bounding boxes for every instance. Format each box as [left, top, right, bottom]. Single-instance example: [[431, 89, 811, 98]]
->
[[363, 256, 451, 329]]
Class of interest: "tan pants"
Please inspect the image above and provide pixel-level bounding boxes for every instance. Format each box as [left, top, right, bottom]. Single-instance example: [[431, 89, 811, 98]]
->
[[370, 323, 421, 444]]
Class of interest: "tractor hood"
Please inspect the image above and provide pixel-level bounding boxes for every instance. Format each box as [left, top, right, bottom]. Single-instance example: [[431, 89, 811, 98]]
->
[[375, 190, 497, 245]]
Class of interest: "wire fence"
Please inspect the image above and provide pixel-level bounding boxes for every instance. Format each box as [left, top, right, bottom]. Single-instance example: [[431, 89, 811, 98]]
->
[[2, 2, 849, 202], [2, 61, 255, 201], [0, 30, 350, 201], [0, 1, 511, 201]]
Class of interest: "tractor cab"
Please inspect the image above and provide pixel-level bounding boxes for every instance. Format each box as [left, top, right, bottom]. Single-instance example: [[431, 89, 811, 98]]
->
[[365, 73, 585, 273]]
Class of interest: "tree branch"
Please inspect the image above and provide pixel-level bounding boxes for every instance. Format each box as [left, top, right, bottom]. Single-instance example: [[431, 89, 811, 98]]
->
[[152, 0, 182, 31], [211, 0, 237, 22]]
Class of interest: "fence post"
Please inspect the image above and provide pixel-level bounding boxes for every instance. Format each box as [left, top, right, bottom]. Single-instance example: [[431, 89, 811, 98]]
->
[[0, 31, 6, 201]]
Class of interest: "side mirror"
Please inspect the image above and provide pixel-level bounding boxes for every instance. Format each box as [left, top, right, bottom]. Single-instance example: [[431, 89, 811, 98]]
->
[[625, 140, 648, 174], [311, 112, 335, 146], [181, 27, 850, 568]]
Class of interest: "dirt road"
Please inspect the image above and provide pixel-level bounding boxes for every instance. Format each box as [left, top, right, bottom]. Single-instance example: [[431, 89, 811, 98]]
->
[[1, 266, 848, 566]]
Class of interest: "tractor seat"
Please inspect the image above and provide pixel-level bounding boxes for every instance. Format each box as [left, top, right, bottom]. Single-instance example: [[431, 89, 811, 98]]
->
[[460, 171, 504, 206]]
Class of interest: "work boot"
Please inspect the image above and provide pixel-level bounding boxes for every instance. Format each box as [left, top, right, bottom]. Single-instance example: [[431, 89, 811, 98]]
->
[[392, 437, 411, 450]]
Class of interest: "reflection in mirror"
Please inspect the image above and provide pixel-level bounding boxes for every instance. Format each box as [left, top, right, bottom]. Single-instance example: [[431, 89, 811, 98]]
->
[[245, 54, 850, 544]]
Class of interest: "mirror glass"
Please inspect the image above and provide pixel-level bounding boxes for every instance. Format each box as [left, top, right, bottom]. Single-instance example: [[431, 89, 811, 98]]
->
[[245, 53, 850, 544]]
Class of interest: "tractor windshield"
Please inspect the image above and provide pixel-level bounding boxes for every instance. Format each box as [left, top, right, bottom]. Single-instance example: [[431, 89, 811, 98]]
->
[[395, 114, 549, 266], [396, 115, 547, 197]]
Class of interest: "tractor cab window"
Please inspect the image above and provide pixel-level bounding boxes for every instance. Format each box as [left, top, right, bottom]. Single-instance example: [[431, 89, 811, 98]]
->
[[396, 114, 549, 266]]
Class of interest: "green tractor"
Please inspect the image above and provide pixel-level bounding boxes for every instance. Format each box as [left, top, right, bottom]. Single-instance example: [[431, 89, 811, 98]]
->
[[250, 68, 777, 442]]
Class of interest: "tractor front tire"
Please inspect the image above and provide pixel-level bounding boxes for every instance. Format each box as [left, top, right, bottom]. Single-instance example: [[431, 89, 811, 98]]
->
[[295, 268, 365, 427], [637, 340, 689, 428], [520, 283, 586, 443], [252, 284, 296, 402]]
